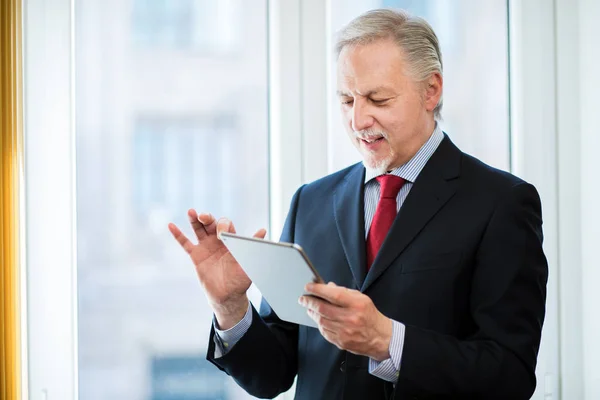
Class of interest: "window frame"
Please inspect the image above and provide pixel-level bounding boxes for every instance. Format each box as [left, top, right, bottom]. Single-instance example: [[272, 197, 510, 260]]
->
[[23, 0, 79, 398]]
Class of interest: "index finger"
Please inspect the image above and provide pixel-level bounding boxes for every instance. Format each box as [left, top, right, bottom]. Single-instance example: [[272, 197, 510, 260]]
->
[[304, 282, 350, 306], [168, 223, 194, 255]]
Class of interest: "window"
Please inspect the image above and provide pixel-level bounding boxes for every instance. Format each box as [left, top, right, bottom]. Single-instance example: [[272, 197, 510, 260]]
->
[[75, 1, 269, 398], [150, 355, 227, 400], [132, 0, 240, 52], [23, 1, 562, 399], [131, 116, 237, 261]]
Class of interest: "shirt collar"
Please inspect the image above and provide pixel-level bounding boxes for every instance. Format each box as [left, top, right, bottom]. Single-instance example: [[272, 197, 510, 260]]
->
[[364, 123, 444, 184]]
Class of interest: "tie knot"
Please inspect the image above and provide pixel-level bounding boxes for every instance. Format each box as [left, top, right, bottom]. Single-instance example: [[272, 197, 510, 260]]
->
[[376, 175, 405, 199]]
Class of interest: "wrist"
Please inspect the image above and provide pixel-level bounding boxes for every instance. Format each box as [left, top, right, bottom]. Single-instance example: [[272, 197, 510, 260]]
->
[[372, 316, 393, 362], [213, 295, 249, 331]]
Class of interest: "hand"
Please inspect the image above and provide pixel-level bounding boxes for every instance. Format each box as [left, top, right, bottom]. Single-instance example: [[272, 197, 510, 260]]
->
[[168, 209, 267, 329], [299, 282, 393, 361]]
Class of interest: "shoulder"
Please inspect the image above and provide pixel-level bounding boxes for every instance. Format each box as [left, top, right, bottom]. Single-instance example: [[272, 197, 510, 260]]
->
[[462, 153, 524, 187], [459, 152, 541, 209]]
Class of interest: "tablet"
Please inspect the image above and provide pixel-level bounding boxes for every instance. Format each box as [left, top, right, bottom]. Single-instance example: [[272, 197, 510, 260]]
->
[[219, 232, 323, 328]]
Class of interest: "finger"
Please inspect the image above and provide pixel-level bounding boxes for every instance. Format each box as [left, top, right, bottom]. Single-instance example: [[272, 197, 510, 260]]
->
[[308, 310, 339, 342], [197, 212, 217, 235], [299, 295, 341, 321], [168, 223, 195, 255], [253, 228, 267, 239], [305, 308, 346, 336], [306, 308, 334, 329], [188, 209, 208, 241], [216, 218, 237, 239], [304, 282, 350, 306], [320, 324, 339, 339]]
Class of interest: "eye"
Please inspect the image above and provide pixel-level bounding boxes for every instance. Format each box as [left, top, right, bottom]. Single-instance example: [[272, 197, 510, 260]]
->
[[370, 98, 390, 105], [341, 98, 354, 105]]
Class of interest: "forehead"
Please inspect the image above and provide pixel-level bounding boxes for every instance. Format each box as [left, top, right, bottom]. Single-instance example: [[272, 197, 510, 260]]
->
[[336, 38, 408, 93]]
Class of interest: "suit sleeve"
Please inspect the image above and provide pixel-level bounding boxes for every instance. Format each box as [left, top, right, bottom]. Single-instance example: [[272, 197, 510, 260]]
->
[[206, 185, 305, 399], [394, 182, 548, 399]]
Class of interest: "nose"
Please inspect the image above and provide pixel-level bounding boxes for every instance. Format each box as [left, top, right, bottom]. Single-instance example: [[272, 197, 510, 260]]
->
[[351, 99, 375, 132]]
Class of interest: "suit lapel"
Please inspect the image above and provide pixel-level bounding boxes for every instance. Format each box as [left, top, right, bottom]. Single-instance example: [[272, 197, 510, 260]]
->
[[361, 136, 462, 292], [333, 164, 367, 289]]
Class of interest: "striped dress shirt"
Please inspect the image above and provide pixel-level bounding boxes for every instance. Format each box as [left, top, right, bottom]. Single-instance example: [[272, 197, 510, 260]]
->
[[214, 124, 445, 383]]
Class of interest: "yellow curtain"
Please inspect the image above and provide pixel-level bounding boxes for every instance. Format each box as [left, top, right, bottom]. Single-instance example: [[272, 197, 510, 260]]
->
[[0, 0, 23, 398]]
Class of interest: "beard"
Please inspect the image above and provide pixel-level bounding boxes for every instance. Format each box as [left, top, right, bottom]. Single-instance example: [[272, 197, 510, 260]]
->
[[354, 129, 395, 173]]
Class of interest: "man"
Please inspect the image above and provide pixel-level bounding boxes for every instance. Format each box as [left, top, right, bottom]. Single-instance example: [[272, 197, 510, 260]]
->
[[169, 9, 547, 399]]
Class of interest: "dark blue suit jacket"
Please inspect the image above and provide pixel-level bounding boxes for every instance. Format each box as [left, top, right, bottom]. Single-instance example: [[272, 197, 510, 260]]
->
[[207, 135, 548, 399]]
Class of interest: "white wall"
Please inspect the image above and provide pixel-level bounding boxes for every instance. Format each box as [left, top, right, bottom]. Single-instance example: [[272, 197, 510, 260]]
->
[[579, 0, 600, 398]]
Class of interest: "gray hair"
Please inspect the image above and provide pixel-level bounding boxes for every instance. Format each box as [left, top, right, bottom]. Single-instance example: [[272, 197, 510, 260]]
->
[[335, 9, 443, 120]]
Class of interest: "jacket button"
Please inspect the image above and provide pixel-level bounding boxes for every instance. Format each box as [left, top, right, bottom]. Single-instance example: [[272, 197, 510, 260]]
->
[[340, 360, 346, 372]]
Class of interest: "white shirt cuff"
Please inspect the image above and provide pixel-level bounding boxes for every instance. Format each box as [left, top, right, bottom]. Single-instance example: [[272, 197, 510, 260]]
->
[[368, 319, 406, 382], [213, 302, 253, 358]]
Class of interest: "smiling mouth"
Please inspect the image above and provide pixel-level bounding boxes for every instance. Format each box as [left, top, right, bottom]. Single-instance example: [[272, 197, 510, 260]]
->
[[360, 137, 384, 144]]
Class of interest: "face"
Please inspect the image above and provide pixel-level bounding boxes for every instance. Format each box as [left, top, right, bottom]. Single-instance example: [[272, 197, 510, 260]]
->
[[337, 38, 442, 172]]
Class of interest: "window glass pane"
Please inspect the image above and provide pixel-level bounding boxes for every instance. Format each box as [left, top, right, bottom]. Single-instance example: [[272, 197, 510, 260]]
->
[[75, 1, 268, 399], [328, 0, 509, 172]]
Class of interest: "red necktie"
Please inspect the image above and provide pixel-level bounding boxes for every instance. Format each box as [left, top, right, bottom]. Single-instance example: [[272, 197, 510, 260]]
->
[[366, 175, 405, 269]]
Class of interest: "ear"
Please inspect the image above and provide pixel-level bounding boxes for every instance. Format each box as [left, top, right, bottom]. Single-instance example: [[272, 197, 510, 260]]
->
[[423, 72, 443, 113]]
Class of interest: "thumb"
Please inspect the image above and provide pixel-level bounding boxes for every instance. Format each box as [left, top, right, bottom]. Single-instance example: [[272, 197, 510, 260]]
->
[[216, 218, 237, 239], [253, 228, 267, 239]]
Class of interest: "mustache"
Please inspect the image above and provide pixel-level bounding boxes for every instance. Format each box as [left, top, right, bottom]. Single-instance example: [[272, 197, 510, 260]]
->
[[354, 129, 388, 140]]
